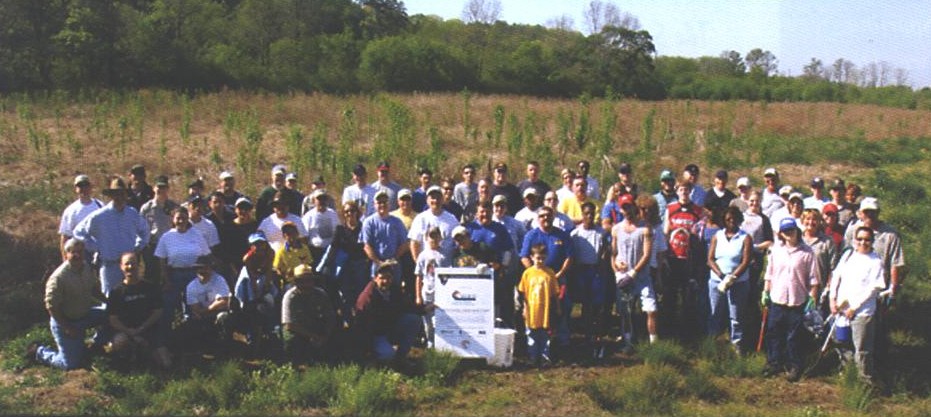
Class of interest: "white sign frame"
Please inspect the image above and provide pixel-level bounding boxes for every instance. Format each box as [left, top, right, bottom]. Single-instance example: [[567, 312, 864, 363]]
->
[[433, 267, 495, 359]]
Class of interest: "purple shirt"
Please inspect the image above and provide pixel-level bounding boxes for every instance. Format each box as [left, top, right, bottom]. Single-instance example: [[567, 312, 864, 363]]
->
[[765, 241, 820, 307]]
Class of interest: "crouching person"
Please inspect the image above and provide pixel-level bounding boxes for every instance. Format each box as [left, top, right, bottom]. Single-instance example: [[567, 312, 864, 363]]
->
[[180, 256, 233, 354], [28, 238, 109, 370], [355, 261, 426, 367], [282, 265, 337, 365], [107, 252, 170, 368]]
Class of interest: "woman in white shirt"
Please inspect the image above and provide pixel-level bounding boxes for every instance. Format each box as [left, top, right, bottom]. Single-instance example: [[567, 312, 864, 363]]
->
[[154, 206, 211, 345]]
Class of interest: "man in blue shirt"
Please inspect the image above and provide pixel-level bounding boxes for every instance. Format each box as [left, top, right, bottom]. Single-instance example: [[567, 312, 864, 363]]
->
[[520, 206, 574, 351], [361, 190, 410, 289], [73, 176, 150, 295], [467, 201, 515, 327]]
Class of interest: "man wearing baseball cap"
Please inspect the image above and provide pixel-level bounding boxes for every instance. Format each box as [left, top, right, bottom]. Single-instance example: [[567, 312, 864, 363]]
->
[[257, 164, 300, 220], [653, 169, 677, 221], [127, 164, 154, 211], [730, 177, 752, 212], [842, 197, 904, 308], [491, 162, 523, 216], [761, 167, 784, 218], [682, 163, 706, 207], [217, 171, 244, 210], [803, 177, 829, 211], [59, 175, 104, 261], [361, 190, 409, 284], [704, 169, 737, 213], [342, 163, 377, 218], [371, 161, 403, 211]]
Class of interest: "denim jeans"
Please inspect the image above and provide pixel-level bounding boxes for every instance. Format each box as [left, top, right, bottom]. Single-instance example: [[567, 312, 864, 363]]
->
[[36, 307, 108, 370], [526, 328, 551, 362], [707, 278, 748, 345], [766, 303, 804, 371], [159, 267, 197, 346], [99, 260, 124, 296], [840, 314, 876, 382], [372, 313, 420, 361]]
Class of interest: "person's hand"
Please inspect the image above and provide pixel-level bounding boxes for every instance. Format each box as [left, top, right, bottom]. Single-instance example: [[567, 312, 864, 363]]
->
[[845, 308, 855, 320], [761, 291, 771, 308], [558, 284, 567, 300], [615, 271, 634, 288]]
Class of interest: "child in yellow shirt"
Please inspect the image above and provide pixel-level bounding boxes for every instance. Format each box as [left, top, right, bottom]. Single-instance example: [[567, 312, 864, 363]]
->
[[273, 222, 313, 290], [518, 244, 561, 367]]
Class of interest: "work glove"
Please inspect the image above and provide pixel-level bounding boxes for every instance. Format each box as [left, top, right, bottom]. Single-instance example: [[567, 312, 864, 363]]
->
[[761, 291, 771, 308], [615, 271, 634, 288], [804, 295, 815, 312], [716, 273, 737, 293]]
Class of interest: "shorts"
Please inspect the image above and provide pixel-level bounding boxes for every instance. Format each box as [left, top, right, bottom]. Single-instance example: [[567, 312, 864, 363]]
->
[[616, 270, 657, 313]]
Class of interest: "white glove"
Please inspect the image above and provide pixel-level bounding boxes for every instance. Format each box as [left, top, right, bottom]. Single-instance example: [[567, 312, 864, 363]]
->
[[615, 271, 634, 288], [476, 263, 490, 275], [716, 273, 737, 293]]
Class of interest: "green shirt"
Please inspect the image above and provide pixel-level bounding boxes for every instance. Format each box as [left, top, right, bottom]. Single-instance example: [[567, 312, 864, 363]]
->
[[44, 261, 104, 320]]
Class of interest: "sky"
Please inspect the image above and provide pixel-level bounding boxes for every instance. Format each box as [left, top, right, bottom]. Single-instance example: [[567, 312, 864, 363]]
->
[[402, 0, 931, 89]]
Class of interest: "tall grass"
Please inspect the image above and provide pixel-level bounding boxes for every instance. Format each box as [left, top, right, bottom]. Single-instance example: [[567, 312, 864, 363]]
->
[[585, 363, 684, 415]]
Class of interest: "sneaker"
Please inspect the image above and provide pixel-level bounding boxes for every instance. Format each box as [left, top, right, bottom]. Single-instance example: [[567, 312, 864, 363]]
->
[[24, 341, 39, 363], [540, 354, 553, 368], [786, 366, 801, 382]]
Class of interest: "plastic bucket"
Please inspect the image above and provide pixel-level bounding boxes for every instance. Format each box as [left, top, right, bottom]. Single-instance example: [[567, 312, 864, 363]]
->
[[489, 328, 516, 368], [834, 316, 852, 344]]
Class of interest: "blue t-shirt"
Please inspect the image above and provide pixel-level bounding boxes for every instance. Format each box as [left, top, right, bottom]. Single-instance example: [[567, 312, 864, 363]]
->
[[520, 227, 574, 272], [466, 221, 514, 263], [360, 213, 408, 261]]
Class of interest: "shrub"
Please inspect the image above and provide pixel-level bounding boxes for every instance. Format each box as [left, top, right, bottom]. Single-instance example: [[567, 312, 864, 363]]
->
[[331, 367, 405, 417], [839, 365, 874, 412], [585, 363, 684, 415], [637, 339, 688, 369]]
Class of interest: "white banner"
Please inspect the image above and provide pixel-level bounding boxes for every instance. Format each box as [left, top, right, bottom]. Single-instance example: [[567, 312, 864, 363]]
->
[[433, 267, 495, 359]]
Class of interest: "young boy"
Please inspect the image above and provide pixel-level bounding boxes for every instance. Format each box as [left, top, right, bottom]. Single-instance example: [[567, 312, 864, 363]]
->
[[518, 244, 561, 367], [414, 227, 449, 348], [273, 221, 313, 291]]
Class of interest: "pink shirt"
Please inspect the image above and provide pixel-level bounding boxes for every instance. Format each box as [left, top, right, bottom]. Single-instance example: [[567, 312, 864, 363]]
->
[[765, 241, 820, 307]]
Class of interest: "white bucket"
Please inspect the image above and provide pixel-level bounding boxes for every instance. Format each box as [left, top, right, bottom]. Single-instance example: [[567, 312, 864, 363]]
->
[[488, 328, 516, 368]]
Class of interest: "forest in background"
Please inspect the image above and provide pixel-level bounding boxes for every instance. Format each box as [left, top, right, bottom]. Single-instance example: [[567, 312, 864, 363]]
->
[[2, 0, 931, 109]]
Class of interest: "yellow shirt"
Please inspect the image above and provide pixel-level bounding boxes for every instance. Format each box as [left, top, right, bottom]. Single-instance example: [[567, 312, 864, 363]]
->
[[273, 243, 314, 285], [390, 209, 415, 230], [518, 265, 559, 330], [557, 195, 600, 224]]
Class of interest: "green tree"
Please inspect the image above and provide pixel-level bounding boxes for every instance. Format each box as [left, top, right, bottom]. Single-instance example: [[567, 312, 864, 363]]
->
[[358, 35, 472, 91], [745, 48, 777, 78], [0, 0, 68, 90], [582, 26, 662, 99]]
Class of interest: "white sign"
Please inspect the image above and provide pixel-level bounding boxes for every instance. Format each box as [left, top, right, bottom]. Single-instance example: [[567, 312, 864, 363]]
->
[[433, 267, 495, 359]]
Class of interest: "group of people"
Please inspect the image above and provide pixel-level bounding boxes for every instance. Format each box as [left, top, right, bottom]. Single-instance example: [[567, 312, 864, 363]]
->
[[29, 159, 903, 382]]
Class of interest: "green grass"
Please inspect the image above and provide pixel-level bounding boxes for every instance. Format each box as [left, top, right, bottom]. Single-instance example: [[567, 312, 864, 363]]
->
[[584, 363, 684, 415]]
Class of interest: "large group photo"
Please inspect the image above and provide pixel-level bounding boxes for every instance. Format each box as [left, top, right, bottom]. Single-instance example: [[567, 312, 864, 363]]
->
[[2, 1, 931, 416]]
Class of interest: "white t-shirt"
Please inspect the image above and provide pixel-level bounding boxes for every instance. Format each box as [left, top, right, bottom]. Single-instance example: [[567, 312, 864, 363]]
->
[[831, 251, 885, 317], [154, 228, 211, 268], [59, 198, 103, 237], [258, 213, 308, 252], [185, 272, 231, 307], [415, 248, 449, 303], [302, 207, 340, 249], [408, 209, 459, 258], [190, 217, 220, 248]]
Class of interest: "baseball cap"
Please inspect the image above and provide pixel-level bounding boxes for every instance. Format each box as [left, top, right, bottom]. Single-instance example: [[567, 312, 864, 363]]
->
[[219, 171, 234, 180], [618, 193, 635, 207], [374, 189, 389, 200], [311, 189, 327, 200], [810, 177, 824, 189], [248, 231, 267, 244], [492, 195, 507, 205], [684, 163, 700, 176], [860, 197, 879, 211], [377, 161, 390, 172], [523, 187, 538, 198], [764, 167, 778, 177], [192, 255, 213, 268], [293, 264, 318, 281], [736, 177, 750, 188], [829, 178, 846, 191], [271, 164, 287, 176], [714, 169, 728, 180], [451, 225, 470, 238], [427, 185, 443, 196], [398, 188, 412, 199], [617, 162, 632, 175], [285, 172, 297, 181], [154, 175, 169, 187], [73, 174, 91, 187], [234, 197, 253, 209], [779, 217, 798, 232], [822, 203, 838, 214], [778, 185, 793, 196], [494, 162, 508, 172], [659, 169, 675, 182], [130, 164, 146, 176], [352, 164, 366, 176], [788, 192, 804, 202]]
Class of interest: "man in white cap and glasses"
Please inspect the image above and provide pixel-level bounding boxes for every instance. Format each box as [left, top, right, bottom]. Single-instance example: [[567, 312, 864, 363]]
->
[[73, 176, 150, 295], [59, 174, 104, 261], [729, 177, 752, 212], [217, 171, 243, 211], [408, 185, 459, 263], [515, 187, 541, 230], [839, 196, 905, 363], [257, 164, 289, 220], [761, 167, 784, 218]]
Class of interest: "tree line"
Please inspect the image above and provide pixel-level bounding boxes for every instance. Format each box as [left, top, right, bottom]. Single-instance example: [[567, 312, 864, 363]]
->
[[2, 0, 930, 109]]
